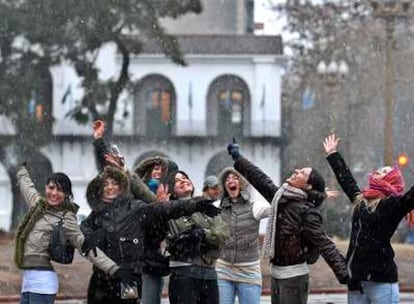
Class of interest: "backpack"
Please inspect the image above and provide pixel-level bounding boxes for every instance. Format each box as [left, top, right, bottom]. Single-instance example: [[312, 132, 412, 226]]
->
[[46, 211, 75, 264]]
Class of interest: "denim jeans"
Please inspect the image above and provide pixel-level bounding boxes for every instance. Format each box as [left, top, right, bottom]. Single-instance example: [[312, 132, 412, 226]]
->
[[218, 279, 261, 304], [169, 268, 219, 304], [270, 274, 309, 304], [141, 273, 163, 304], [348, 281, 399, 304], [20, 292, 56, 304]]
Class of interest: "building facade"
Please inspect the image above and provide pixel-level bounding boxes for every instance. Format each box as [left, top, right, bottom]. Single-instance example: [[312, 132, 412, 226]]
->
[[0, 1, 284, 230]]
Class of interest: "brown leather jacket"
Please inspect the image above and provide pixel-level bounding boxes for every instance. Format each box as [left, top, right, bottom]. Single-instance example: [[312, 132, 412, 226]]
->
[[234, 157, 349, 284]]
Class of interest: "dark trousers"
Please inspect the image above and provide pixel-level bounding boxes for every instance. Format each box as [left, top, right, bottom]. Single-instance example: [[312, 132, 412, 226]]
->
[[271, 274, 309, 304], [169, 270, 219, 304], [87, 271, 142, 304]]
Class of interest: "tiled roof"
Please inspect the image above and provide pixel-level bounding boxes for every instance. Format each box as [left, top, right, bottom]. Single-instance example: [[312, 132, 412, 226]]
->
[[123, 34, 283, 56]]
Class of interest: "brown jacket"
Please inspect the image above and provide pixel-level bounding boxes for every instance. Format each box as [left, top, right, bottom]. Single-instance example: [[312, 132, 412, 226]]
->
[[234, 157, 349, 284]]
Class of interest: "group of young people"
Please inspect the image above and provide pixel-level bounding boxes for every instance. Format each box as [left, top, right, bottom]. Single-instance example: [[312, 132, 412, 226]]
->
[[14, 121, 414, 304]]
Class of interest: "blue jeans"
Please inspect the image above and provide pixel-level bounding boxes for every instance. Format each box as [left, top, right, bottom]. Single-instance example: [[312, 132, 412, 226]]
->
[[348, 281, 399, 304], [218, 279, 261, 304], [20, 292, 56, 304], [141, 273, 163, 304]]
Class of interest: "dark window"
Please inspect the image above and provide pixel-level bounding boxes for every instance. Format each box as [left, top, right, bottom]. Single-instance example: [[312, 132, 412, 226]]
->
[[206, 75, 250, 138], [218, 90, 244, 138], [132, 75, 176, 138]]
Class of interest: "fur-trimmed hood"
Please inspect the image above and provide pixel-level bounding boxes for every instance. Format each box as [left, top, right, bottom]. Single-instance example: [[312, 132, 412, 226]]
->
[[86, 166, 130, 211], [218, 167, 249, 200], [133, 156, 178, 183]]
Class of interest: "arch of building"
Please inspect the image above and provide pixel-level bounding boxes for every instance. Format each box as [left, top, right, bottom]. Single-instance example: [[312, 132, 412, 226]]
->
[[206, 74, 251, 138], [204, 151, 234, 180], [131, 74, 177, 138]]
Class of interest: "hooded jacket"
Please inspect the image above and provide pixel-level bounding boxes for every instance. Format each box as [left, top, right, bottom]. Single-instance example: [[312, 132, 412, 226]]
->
[[132, 156, 178, 275], [218, 167, 269, 264], [81, 166, 211, 273], [234, 157, 349, 284], [327, 151, 414, 283]]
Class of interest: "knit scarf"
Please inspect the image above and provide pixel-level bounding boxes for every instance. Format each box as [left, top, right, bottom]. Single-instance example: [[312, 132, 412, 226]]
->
[[362, 166, 404, 200], [14, 198, 78, 269], [263, 183, 308, 260]]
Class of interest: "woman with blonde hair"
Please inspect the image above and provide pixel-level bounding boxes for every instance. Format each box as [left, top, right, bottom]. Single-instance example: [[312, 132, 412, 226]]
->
[[323, 134, 414, 304]]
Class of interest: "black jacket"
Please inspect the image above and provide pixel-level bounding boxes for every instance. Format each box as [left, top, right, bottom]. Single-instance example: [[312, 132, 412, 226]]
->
[[327, 152, 414, 282], [81, 192, 209, 273], [234, 157, 349, 284]]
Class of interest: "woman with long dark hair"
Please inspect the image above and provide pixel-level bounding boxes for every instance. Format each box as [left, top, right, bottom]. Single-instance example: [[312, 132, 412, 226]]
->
[[15, 165, 122, 304]]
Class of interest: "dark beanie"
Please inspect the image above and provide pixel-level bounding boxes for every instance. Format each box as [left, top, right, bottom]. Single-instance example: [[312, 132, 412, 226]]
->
[[308, 168, 325, 193]]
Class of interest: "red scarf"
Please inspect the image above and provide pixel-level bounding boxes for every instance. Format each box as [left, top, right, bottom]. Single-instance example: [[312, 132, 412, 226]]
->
[[362, 166, 405, 200], [361, 167, 414, 227]]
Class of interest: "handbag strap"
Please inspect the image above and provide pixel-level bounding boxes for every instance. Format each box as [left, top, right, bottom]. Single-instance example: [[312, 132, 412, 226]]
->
[[44, 210, 67, 224]]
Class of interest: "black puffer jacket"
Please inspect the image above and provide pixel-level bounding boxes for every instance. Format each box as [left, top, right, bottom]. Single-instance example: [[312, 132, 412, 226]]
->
[[327, 152, 414, 283], [234, 157, 349, 283]]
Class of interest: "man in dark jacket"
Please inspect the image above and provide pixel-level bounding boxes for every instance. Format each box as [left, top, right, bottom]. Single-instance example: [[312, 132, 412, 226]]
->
[[227, 142, 348, 304]]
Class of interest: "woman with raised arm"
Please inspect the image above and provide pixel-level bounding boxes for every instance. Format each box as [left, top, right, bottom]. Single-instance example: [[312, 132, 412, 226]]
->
[[323, 134, 414, 304], [15, 164, 127, 304], [81, 165, 220, 304], [215, 167, 270, 304], [227, 141, 348, 304], [91, 120, 178, 304]]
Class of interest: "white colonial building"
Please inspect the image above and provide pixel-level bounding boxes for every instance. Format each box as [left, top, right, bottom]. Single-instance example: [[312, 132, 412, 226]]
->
[[0, 0, 285, 230]]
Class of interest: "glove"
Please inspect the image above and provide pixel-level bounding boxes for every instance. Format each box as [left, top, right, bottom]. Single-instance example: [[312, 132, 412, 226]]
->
[[114, 267, 135, 286], [347, 278, 363, 294], [81, 237, 97, 257], [194, 198, 221, 217], [227, 138, 241, 161], [81, 229, 106, 257]]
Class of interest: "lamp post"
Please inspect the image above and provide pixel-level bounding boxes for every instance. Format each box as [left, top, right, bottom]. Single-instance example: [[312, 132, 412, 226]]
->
[[370, 0, 410, 166], [316, 60, 349, 133]]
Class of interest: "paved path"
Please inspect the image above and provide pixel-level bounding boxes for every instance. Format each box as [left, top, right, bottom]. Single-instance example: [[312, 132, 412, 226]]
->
[[5, 293, 414, 303]]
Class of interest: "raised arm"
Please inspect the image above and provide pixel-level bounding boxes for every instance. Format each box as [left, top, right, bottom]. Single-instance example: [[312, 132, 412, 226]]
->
[[323, 134, 361, 202], [92, 120, 112, 172], [227, 141, 278, 202], [16, 165, 42, 207]]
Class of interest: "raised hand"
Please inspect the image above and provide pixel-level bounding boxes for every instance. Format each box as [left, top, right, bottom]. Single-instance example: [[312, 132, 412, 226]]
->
[[227, 137, 241, 161], [325, 188, 340, 200], [104, 153, 126, 171], [93, 120, 105, 139], [323, 134, 340, 155], [156, 183, 170, 202]]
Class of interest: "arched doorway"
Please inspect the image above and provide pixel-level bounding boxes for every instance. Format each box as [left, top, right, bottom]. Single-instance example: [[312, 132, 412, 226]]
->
[[205, 151, 234, 179]]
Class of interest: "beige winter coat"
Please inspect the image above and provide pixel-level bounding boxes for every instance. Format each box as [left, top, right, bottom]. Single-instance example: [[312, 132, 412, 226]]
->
[[16, 166, 119, 275]]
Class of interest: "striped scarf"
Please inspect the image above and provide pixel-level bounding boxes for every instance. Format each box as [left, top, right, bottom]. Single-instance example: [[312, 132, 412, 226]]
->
[[263, 183, 308, 260]]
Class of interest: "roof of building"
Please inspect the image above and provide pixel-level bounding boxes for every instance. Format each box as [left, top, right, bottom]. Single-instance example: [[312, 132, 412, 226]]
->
[[123, 34, 283, 56]]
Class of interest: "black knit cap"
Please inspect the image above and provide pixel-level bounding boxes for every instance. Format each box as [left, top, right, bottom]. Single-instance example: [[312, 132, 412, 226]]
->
[[308, 168, 325, 193]]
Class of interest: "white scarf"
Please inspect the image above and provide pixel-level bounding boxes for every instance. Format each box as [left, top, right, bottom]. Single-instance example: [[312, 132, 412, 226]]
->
[[263, 183, 308, 260]]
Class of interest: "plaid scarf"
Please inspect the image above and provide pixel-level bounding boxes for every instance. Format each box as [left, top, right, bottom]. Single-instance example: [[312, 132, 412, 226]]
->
[[263, 183, 308, 260]]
